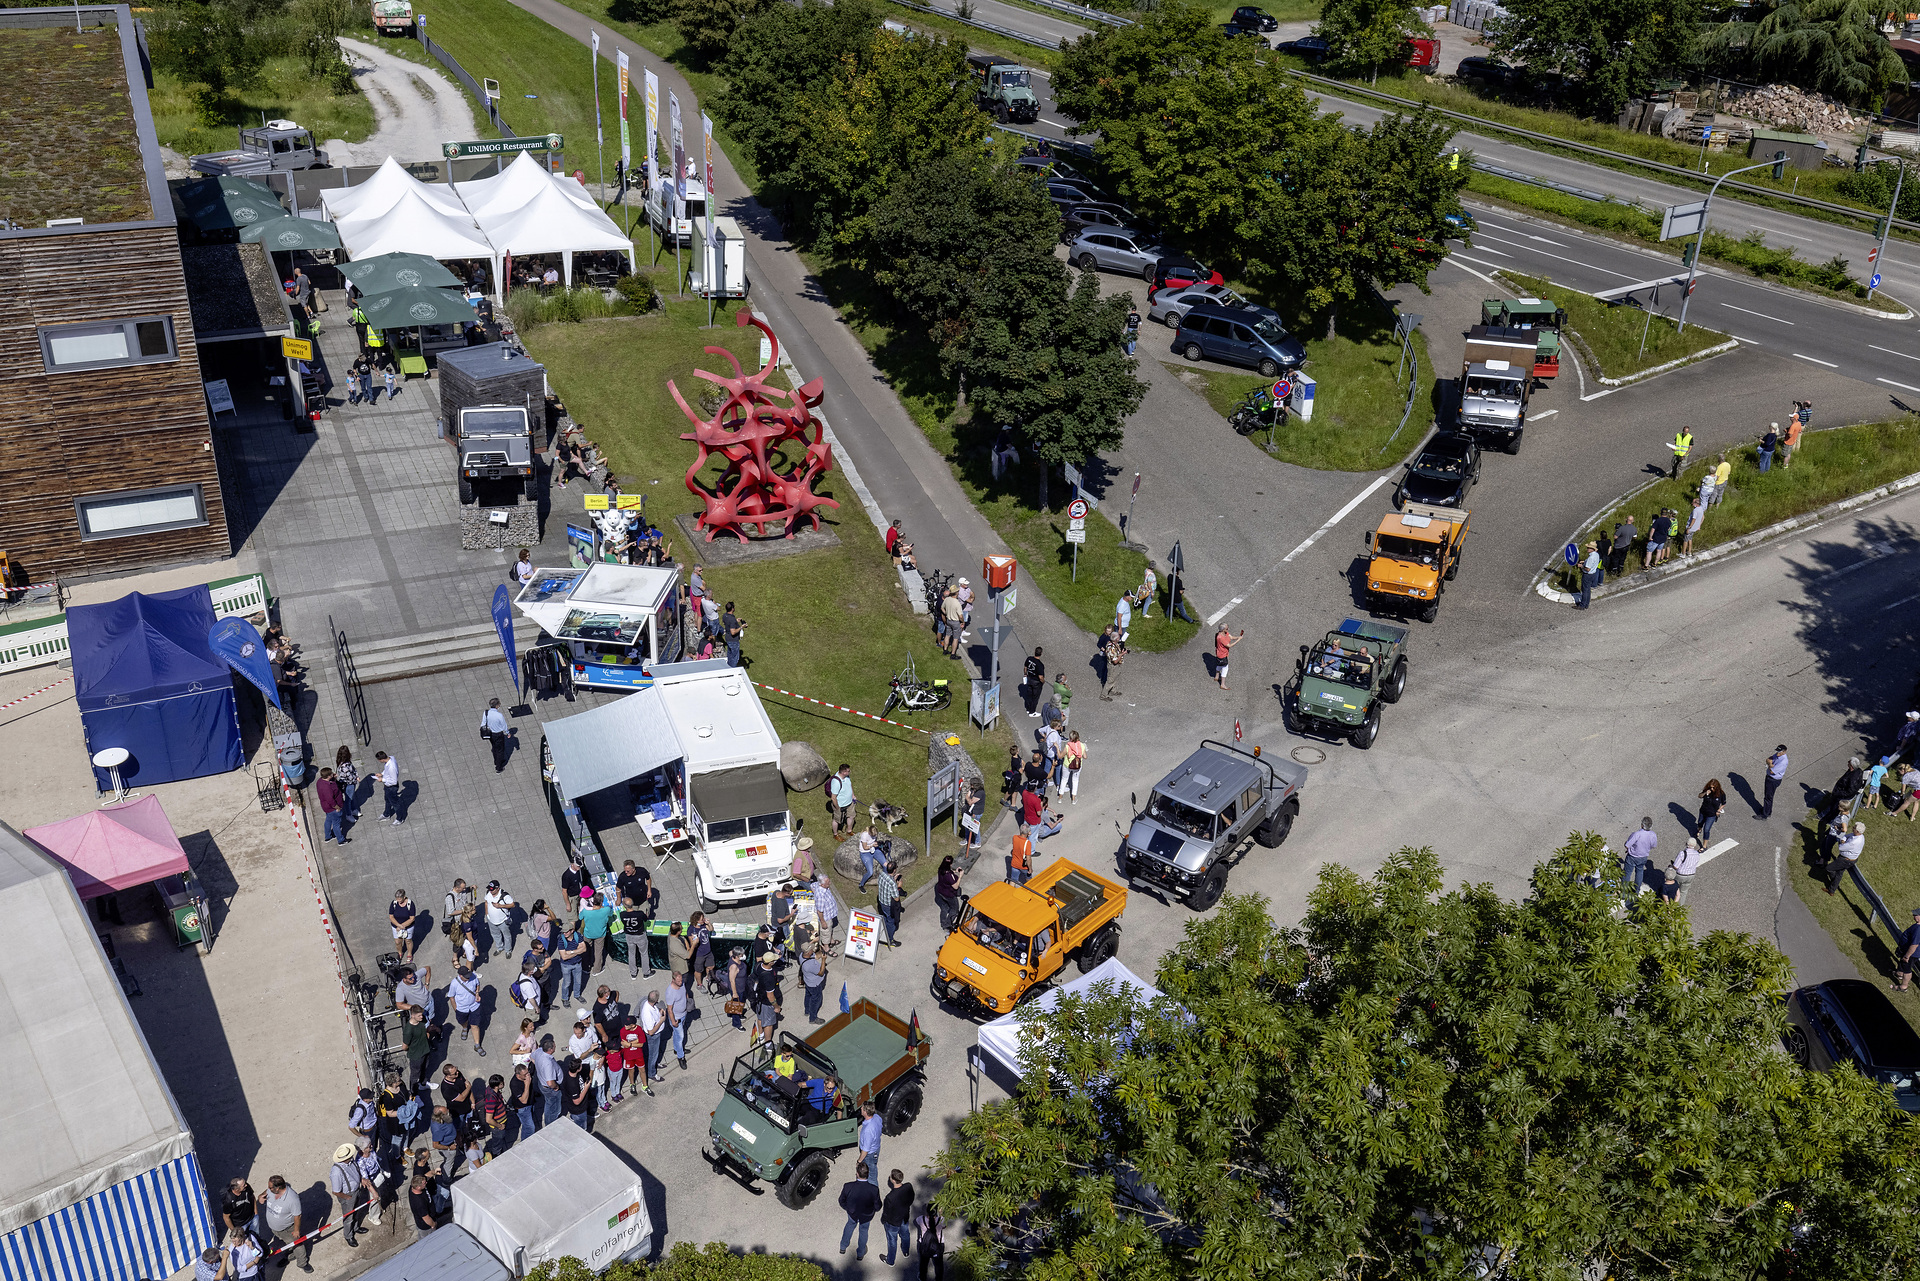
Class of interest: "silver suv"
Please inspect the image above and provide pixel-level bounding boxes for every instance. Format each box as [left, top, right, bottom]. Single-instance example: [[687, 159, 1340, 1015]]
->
[[1147, 282, 1282, 328], [1067, 229, 1163, 279]]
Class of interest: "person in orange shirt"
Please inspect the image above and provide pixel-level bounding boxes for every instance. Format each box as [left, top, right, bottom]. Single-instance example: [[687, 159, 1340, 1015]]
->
[[1008, 833, 1032, 887], [1781, 412, 1805, 469]]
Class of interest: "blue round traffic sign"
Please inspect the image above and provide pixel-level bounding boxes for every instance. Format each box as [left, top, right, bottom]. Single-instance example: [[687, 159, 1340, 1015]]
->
[[1563, 542, 1578, 566], [1871, 272, 1882, 289], [1273, 379, 1291, 401]]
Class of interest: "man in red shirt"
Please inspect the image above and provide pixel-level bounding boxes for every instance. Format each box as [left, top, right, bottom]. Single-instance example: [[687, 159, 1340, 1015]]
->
[[1214, 628, 1244, 691]]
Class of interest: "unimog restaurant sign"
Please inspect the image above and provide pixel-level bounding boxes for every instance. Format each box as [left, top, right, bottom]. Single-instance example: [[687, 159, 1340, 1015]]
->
[[443, 134, 564, 159]]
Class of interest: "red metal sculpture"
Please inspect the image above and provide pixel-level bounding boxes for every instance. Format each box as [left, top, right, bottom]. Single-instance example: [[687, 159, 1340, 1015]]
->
[[671, 310, 838, 542]]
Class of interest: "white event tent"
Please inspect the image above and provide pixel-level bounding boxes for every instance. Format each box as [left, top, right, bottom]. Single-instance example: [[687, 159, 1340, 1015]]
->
[[325, 153, 637, 293]]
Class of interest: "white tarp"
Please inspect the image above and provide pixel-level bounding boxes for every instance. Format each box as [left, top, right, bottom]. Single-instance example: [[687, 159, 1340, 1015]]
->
[[542, 687, 684, 800], [334, 184, 495, 262], [459, 151, 598, 222], [319, 155, 467, 223], [483, 183, 633, 258], [975, 957, 1164, 1078], [0, 823, 195, 1234], [451, 1120, 649, 1277]]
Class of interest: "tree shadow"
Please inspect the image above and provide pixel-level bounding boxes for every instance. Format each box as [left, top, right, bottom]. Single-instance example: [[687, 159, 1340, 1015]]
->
[[1781, 515, 1920, 744]]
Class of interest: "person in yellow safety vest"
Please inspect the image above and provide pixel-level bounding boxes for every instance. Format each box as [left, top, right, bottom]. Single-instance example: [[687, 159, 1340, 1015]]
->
[[1668, 427, 1693, 480], [349, 303, 369, 353], [365, 327, 386, 358]]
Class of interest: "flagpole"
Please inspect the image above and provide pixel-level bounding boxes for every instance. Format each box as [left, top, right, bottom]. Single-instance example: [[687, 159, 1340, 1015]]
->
[[591, 31, 606, 211]]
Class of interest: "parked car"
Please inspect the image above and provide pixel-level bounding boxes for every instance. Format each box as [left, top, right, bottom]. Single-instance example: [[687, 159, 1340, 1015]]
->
[[1046, 178, 1109, 211], [1784, 979, 1920, 1112], [1274, 34, 1330, 61], [1148, 255, 1224, 298], [1232, 5, 1279, 31], [1454, 56, 1519, 88], [1016, 153, 1097, 185], [1147, 281, 1279, 327], [1068, 229, 1164, 278], [1218, 20, 1263, 39], [1173, 301, 1305, 376], [1393, 433, 1481, 509], [1060, 202, 1156, 244]]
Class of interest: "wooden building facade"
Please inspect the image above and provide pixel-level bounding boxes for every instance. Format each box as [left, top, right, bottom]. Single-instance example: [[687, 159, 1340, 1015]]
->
[[0, 5, 230, 586]]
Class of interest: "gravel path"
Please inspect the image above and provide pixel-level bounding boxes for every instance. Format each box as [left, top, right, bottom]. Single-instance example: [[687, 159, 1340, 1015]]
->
[[331, 36, 479, 165]]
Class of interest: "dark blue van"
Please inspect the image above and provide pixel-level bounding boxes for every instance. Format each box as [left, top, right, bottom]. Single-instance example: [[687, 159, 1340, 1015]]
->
[[1173, 302, 1306, 376]]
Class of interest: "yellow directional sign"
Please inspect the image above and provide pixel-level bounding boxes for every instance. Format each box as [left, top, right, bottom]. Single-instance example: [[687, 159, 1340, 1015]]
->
[[583, 494, 610, 510], [281, 336, 313, 360], [616, 494, 644, 510]]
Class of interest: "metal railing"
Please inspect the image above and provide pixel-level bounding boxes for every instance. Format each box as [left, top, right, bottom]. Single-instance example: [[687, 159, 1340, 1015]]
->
[[1009, 0, 1132, 27], [887, 0, 1061, 49], [329, 615, 373, 748], [992, 123, 1095, 157], [1291, 69, 1920, 235], [1846, 861, 1902, 946], [418, 29, 516, 138]]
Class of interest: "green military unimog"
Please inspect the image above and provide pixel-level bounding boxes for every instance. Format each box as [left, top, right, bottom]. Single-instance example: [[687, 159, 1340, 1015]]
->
[[705, 998, 930, 1209], [1480, 297, 1567, 379], [1284, 618, 1409, 750], [968, 53, 1040, 124]]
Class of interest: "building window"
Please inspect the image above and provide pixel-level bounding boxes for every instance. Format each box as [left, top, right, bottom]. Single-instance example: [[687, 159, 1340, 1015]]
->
[[39, 317, 177, 372], [75, 484, 207, 541]]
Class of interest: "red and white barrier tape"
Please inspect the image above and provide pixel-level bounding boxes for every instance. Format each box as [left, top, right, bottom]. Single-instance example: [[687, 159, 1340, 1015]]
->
[[0, 674, 71, 711], [751, 681, 932, 735]]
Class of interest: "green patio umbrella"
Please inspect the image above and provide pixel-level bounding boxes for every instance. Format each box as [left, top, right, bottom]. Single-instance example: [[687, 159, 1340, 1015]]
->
[[238, 215, 342, 252], [338, 252, 462, 296], [358, 282, 479, 329], [180, 176, 286, 233]]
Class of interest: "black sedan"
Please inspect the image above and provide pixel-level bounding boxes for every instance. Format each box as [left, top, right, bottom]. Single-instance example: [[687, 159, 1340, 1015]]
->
[[1394, 433, 1481, 508], [1274, 34, 1330, 61], [1232, 5, 1279, 31], [1785, 979, 1920, 1112]]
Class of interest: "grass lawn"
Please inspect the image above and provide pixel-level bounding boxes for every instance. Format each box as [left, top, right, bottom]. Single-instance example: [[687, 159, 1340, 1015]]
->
[[521, 291, 1015, 902], [1495, 271, 1729, 382], [1790, 801, 1920, 1037], [149, 58, 377, 159], [1162, 298, 1437, 472], [414, 0, 620, 177], [1547, 415, 1920, 591]]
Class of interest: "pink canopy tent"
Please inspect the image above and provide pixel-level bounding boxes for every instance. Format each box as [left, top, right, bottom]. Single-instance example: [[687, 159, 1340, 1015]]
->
[[23, 796, 190, 899]]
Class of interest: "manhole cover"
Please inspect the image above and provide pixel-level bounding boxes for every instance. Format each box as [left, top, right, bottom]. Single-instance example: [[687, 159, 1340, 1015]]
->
[[1290, 746, 1327, 766]]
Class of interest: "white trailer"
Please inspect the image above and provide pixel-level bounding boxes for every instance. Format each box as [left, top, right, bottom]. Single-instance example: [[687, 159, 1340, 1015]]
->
[[452, 1121, 651, 1276], [690, 216, 748, 300]]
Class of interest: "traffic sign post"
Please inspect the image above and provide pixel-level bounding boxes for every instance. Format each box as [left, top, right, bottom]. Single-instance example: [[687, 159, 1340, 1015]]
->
[[1871, 158, 1904, 300], [1124, 471, 1141, 541], [1563, 542, 1578, 566], [1066, 497, 1088, 581]]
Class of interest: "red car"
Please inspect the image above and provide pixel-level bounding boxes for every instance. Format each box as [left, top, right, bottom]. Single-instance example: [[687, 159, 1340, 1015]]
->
[[1149, 255, 1225, 299]]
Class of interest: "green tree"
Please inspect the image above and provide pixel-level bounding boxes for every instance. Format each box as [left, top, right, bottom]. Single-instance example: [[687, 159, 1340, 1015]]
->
[[959, 270, 1145, 508], [150, 1, 269, 123], [1706, 0, 1905, 107], [530, 1242, 827, 1281], [933, 838, 1920, 1279], [1485, 0, 1700, 119], [1317, 0, 1430, 83], [1251, 108, 1466, 336], [867, 154, 1065, 368], [1052, 1, 1319, 269], [671, 0, 779, 65]]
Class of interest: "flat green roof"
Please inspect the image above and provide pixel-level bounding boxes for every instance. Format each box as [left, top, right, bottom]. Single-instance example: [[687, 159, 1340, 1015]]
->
[[0, 24, 151, 226], [1749, 128, 1820, 145]]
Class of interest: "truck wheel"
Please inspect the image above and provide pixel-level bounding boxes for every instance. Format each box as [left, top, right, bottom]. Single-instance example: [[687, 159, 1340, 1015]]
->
[[458, 473, 475, 505], [1075, 925, 1118, 973], [1350, 705, 1380, 750], [1381, 657, 1408, 704], [698, 893, 719, 915], [1254, 802, 1295, 848], [1503, 435, 1522, 455], [1419, 600, 1439, 623], [524, 475, 541, 502], [1186, 864, 1228, 911], [996, 104, 1009, 124], [776, 1151, 834, 1210], [882, 1081, 924, 1136], [1444, 548, 1461, 581]]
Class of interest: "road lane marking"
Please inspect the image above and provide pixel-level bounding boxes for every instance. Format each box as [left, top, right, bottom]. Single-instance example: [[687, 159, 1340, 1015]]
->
[[1730, 335, 1761, 345], [1696, 838, 1739, 867], [1579, 387, 1618, 401], [1451, 251, 1510, 271], [1467, 232, 1640, 279], [1880, 588, 1920, 612], [1529, 408, 1559, 420], [1793, 353, 1839, 367], [1720, 302, 1792, 324], [1879, 377, 1920, 392], [1205, 475, 1393, 627], [1870, 344, 1919, 360], [1462, 243, 1511, 256], [1444, 256, 1499, 285]]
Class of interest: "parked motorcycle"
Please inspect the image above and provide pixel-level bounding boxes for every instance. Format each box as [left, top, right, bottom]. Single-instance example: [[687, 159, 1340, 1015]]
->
[[1229, 385, 1287, 437]]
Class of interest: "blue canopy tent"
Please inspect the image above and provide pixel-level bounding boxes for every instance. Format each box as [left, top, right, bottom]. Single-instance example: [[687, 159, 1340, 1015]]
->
[[69, 587, 243, 791]]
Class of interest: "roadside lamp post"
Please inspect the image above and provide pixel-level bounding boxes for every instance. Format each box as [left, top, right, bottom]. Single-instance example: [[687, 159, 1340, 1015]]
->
[[1676, 152, 1788, 334]]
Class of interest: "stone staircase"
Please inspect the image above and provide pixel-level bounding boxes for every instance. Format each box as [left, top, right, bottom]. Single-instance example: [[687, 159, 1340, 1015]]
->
[[348, 620, 528, 684]]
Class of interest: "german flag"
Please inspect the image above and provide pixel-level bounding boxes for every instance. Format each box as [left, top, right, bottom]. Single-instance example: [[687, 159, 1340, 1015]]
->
[[907, 1008, 923, 1048]]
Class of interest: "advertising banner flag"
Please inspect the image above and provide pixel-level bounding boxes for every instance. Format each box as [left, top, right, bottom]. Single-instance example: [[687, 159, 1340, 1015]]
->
[[701, 112, 714, 244], [207, 618, 281, 710], [491, 584, 521, 694], [617, 50, 631, 169], [643, 69, 660, 181], [668, 91, 685, 201]]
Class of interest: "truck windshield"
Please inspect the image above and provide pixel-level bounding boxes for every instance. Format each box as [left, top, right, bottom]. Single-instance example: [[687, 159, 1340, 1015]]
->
[[463, 409, 524, 434], [1464, 374, 1521, 398], [1148, 793, 1214, 838], [686, 199, 707, 219], [960, 909, 1031, 966], [999, 69, 1030, 87], [376, 1, 411, 13], [706, 811, 789, 843], [1374, 535, 1438, 563]]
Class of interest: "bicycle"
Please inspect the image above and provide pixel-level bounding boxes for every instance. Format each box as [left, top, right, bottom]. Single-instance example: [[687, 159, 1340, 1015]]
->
[[881, 653, 952, 718]]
